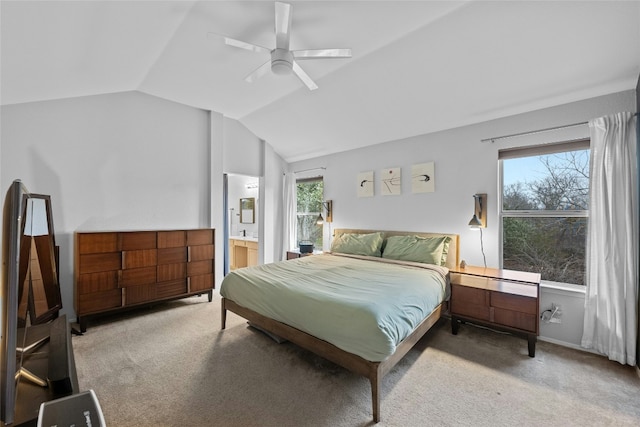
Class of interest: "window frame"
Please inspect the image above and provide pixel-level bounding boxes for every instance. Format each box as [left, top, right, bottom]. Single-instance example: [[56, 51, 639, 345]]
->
[[498, 139, 590, 286], [295, 176, 324, 248]]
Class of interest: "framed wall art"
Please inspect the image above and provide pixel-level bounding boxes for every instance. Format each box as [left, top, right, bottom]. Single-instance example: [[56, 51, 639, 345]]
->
[[381, 167, 401, 195], [411, 162, 435, 193], [357, 171, 374, 197]]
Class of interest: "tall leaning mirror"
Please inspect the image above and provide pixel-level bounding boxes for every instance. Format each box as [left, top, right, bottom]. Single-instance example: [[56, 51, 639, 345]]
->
[[18, 194, 62, 326], [240, 197, 255, 224]]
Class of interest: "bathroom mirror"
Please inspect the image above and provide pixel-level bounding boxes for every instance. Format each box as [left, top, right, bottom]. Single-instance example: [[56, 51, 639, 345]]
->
[[240, 197, 255, 224]]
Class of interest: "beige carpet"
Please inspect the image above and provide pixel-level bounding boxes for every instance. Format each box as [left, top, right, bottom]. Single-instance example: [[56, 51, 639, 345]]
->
[[72, 295, 640, 427]]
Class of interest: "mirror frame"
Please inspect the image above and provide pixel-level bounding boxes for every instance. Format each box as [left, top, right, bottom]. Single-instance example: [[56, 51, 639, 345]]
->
[[18, 194, 61, 326], [240, 197, 255, 224]]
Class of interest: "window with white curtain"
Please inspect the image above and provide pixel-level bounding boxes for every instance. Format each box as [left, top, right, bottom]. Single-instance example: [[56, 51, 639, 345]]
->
[[500, 140, 590, 285], [296, 177, 324, 248]]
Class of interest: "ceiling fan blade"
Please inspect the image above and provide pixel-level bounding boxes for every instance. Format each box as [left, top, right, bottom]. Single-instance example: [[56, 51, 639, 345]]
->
[[244, 60, 272, 84], [223, 36, 270, 54], [274, 2, 292, 50], [292, 61, 318, 91], [293, 49, 353, 60]]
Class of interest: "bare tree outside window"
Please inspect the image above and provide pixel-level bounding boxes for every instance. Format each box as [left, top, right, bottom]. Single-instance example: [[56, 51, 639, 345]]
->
[[501, 146, 589, 285]]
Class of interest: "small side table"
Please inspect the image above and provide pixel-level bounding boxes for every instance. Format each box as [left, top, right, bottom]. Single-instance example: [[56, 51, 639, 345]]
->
[[449, 265, 541, 357], [286, 249, 323, 260]]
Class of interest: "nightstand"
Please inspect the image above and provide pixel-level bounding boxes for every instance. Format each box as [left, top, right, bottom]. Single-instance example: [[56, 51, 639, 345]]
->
[[286, 249, 323, 260], [449, 265, 541, 357]]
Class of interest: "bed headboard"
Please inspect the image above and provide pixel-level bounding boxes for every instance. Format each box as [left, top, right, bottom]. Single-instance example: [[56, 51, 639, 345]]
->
[[333, 229, 460, 270]]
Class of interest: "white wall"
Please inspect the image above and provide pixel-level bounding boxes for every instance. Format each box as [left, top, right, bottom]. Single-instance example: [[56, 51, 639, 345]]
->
[[1, 91, 212, 320], [289, 89, 636, 347], [262, 141, 287, 263], [223, 117, 262, 177]]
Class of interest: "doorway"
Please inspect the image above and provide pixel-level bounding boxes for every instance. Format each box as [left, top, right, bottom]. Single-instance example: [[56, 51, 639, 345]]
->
[[224, 174, 260, 275]]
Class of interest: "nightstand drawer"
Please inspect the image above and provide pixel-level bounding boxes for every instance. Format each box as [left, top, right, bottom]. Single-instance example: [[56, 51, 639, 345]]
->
[[451, 285, 490, 320], [451, 284, 489, 305], [491, 292, 537, 315], [493, 308, 537, 333]]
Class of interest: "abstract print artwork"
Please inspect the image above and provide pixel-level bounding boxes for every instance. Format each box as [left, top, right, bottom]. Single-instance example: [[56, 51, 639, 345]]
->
[[411, 162, 435, 193], [381, 167, 401, 195], [357, 171, 374, 197]]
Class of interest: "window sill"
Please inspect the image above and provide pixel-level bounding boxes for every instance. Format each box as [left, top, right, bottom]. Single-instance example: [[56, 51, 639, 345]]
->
[[540, 280, 586, 296]]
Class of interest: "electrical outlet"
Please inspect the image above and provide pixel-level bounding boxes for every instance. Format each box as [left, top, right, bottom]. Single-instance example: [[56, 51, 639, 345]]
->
[[549, 303, 562, 323]]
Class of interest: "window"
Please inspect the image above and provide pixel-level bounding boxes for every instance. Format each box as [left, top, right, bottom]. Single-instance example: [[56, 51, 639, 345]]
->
[[296, 178, 323, 248], [500, 140, 590, 285]]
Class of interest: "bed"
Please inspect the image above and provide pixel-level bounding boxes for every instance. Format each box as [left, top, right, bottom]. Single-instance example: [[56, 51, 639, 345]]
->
[[220, 229, 460, 422]]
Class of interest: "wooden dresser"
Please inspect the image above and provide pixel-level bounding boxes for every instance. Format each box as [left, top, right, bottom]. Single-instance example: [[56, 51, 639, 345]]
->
[[449, 265, 540, 357], [75, 228, 214, 332]]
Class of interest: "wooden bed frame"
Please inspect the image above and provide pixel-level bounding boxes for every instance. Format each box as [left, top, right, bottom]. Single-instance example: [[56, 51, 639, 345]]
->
[[221, 229, 460, 423]]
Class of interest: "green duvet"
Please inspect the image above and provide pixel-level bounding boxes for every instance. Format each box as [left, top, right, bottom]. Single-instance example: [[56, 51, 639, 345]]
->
[[220, 253, 449, 362]]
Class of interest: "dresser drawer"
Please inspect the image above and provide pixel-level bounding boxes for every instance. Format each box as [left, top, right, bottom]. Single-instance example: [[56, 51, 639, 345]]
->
[[119, 231, 156, 250], [189, 244, 214, 262], [157, 263, 187, 282], [158, 230, 186, 248], [189, 273, 213, 292], [77, 233, 118, 254], [122, 249, 157, 269], [187, 229, 214, 246], [187, 260, 213, 276], [157, 247, 187, 265], [78, 289, 122, 314], [157, 279, 188, 299], [77, 271, 119, 294], [124, 284, 156, 305], [118, 266, 157, 287], [79, 252, 121, 274]]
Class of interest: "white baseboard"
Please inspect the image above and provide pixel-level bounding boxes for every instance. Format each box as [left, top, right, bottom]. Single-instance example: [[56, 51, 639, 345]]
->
[[538, 335, 602, 355]]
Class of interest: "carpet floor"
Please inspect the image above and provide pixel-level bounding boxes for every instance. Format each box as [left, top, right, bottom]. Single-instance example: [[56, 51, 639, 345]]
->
[[72, 294, 640, 427]]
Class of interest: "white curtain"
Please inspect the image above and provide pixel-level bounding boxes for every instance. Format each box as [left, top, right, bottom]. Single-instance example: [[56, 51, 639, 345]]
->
[[282, 172, 297, 260], [582, 112, 638, 365]]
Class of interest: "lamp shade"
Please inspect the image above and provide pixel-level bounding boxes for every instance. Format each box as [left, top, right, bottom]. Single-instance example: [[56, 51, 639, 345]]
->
[[468, 214, 482, 229]]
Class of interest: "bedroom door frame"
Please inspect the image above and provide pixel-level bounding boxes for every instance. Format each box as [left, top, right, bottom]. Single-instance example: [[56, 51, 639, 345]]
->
[[223, 173, 262, 276]]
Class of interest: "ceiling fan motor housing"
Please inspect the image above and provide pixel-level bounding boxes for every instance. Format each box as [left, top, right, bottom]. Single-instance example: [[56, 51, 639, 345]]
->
[[271, 48, 293, 75]]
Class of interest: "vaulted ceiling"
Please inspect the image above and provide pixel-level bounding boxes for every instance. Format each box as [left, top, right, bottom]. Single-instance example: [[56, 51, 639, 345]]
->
[[2, 1, 639, 162]]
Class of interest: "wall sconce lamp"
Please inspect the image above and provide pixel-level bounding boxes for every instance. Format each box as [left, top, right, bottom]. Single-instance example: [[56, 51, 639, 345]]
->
[[468, 193, 487, 229], [316, 200, 333, 225], [468, 193, 487, 268]]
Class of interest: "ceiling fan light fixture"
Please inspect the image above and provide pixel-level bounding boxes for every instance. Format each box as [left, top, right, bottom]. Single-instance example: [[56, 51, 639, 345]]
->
[[215, 2, 351, 90], [271, 48, 293, 75]]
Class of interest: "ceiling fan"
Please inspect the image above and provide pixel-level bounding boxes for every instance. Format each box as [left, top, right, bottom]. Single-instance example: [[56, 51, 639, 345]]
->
[[208, 1, 352, 91]]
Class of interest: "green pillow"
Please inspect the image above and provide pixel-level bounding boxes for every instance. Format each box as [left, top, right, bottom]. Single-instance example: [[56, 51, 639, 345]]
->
[[330, 232, 385, 257], [440, 238, 451, 266], [382, 235, 451, 266]]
